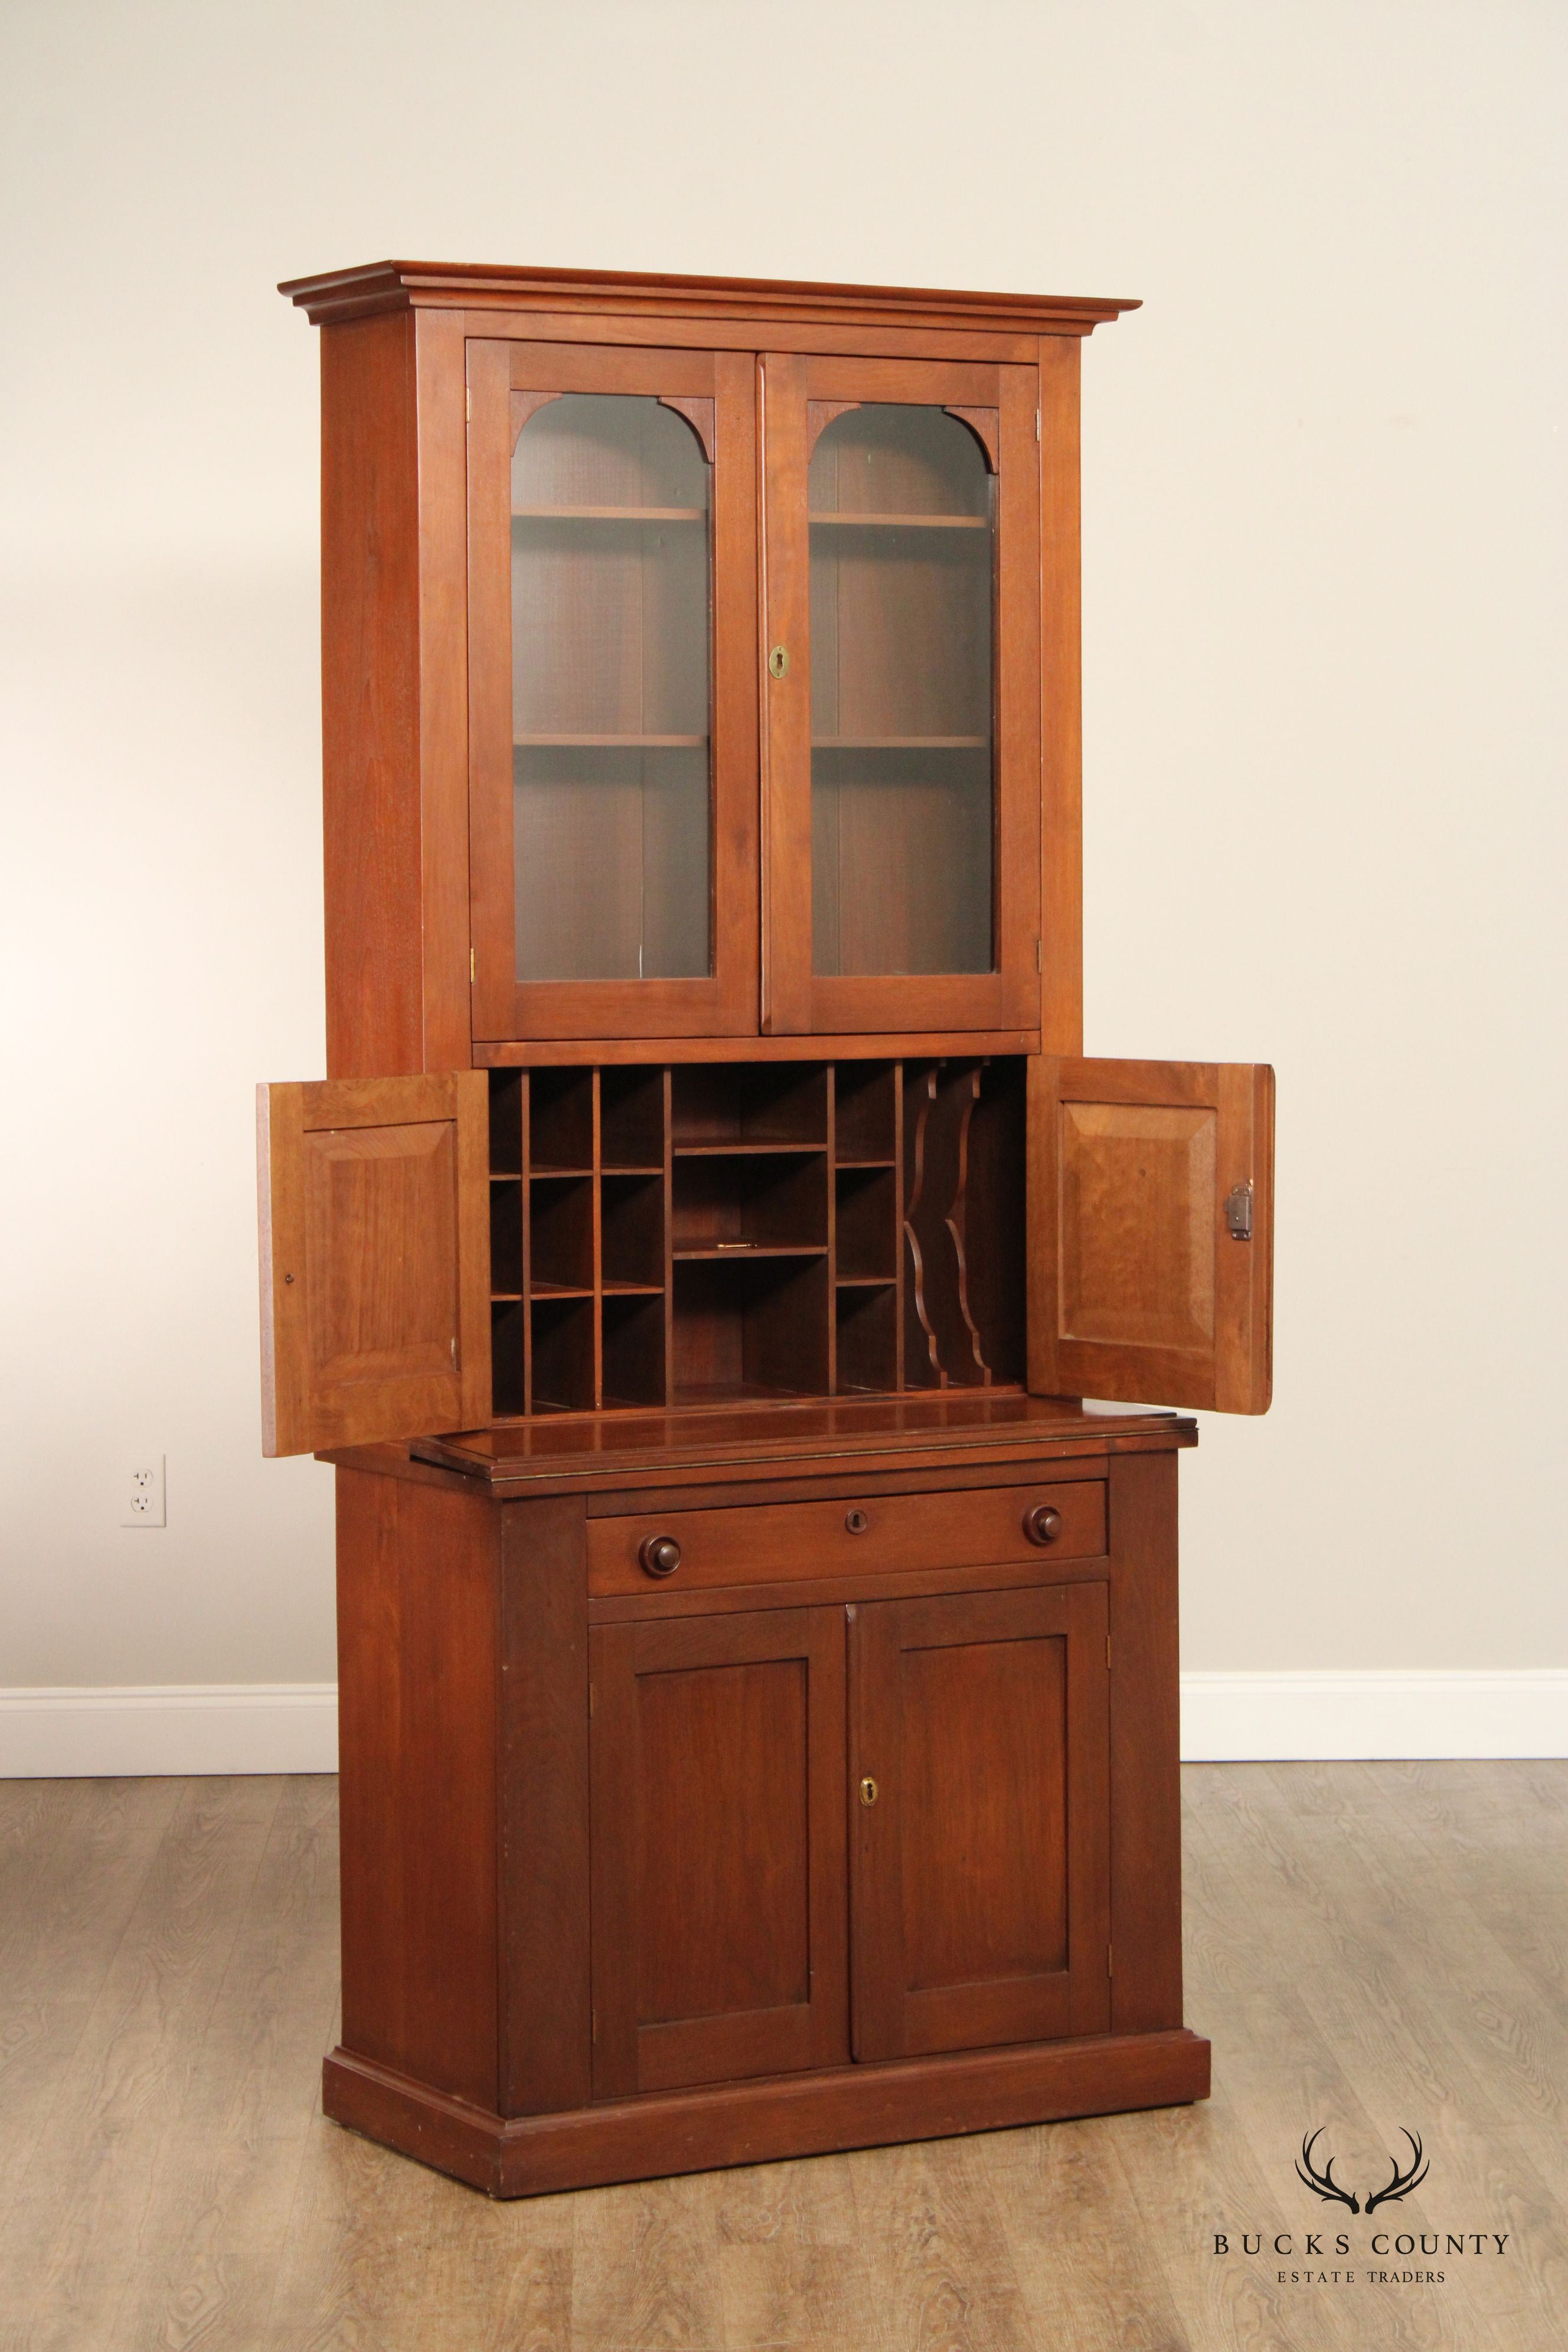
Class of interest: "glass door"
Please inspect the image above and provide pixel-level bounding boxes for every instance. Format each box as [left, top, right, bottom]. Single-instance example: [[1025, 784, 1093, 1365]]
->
[[468, 341, 758, 1041], [761, 355, 1041, 1035]]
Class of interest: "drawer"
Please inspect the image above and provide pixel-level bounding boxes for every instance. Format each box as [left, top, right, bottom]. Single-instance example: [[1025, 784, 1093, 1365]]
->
[[586, 1479, 1107, 1598]]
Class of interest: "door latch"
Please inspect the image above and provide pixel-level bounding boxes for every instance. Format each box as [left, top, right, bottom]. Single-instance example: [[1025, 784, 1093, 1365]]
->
[[1224, 1180, 1254, 1242]]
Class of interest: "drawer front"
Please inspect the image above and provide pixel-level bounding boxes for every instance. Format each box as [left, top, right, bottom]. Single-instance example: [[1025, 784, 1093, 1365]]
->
[[587, 1480, 1106, 1598]]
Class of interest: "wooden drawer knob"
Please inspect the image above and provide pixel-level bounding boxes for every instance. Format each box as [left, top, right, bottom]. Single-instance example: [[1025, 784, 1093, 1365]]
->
[[639, 1534, 682, 1578], [1023, 1504, 1063, 1547]]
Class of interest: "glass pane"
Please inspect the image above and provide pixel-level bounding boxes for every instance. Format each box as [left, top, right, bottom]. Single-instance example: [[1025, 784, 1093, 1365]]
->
[[809, 404, 994, 976], [511, 394, 711, 982]]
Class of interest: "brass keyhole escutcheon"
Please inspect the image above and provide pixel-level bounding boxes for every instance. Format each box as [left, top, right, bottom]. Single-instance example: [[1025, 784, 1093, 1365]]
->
[[767, 644, 789, 680], [845, 1508, 868, 1534], [859, 1776, 878, 1807]]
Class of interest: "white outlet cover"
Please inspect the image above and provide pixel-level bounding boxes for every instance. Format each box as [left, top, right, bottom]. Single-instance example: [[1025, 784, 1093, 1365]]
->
[[121, 1455, 166, 1528]]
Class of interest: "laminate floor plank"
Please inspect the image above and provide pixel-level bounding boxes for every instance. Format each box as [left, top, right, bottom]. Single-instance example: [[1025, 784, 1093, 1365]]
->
[[984, 2112, 1195, 2352], [842, 2134, 1035, 2352], [410, 2174, 578, 2352], [1190, 1764, 1568, 2350], [0, 1777, 185, 2227], [566, 2170, 730, 2348], [711, 2148, 883, 2352], [261, 2109, 440, 2352], [0, 1776, 282, 2352], [1354, 1762, 1568, 2025], [115, 1775, 342, 2352], [5, 1765, 1567, 2350], [1181, 1785, 1455, 2352]]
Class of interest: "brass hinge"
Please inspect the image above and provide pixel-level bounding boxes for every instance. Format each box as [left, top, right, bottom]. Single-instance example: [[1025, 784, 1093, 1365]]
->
[[1106, 1633, 1112, 1670], [589, 1683, 595, 1717], [470, 948, 476, 985], [1035, 937, 1043, 974], [466, 386, 472, 422], [1035, 409, 1041, 442], [1108, 1943, 1114, 1979]]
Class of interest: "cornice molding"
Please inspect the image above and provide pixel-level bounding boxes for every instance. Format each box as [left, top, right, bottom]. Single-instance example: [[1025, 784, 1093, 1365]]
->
[[277, 259, 1140, 337]]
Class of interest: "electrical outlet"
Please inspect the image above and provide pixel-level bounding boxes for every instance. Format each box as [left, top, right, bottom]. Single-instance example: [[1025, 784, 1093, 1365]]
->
[[122, 1456, 166, 1528]]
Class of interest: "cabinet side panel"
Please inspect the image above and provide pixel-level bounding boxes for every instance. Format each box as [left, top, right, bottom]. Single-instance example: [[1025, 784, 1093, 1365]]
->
[[1107, 1449, 1184, 2031], [336, 1465, 500, 2106], [322, 313, 424, 1077], [499, 1495, 592, 2116], [413, 309, 473, 1072], [1038, 338, 1083, 1056]]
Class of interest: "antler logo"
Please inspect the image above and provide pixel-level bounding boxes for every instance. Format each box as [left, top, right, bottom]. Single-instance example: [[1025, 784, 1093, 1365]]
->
[[1296, 2130, 1360, 2212], [1364, 2131, 1429, 2214], [1296, 2128, 1430, 2214]]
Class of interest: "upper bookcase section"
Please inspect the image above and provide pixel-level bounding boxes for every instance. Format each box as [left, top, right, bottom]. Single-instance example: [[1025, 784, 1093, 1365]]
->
[[277, 260, 1141, 343], [284, 260, 1139, 1074]]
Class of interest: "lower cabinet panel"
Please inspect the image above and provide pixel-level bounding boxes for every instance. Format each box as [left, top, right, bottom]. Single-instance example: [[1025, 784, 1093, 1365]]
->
[[589, 1606, 849, 2098], [850, 1580, 1111, 2059], [589, 1580, 1112, 2096]]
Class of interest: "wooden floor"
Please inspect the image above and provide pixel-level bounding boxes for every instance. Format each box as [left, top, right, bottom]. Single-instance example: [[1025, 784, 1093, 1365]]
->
[[2, 1763, 1566, 2351]]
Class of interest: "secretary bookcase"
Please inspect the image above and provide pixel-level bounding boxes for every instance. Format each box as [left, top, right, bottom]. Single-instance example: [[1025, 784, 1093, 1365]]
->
[[257, 260, 1273, 2197]]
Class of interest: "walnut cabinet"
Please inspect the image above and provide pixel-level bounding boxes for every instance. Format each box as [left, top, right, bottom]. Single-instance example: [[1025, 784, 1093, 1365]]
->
[[259, 260, 1275, 2197]]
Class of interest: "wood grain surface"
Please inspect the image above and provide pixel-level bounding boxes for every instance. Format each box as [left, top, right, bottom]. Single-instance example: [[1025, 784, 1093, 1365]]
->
[[5, 1762, 1566, 2348]]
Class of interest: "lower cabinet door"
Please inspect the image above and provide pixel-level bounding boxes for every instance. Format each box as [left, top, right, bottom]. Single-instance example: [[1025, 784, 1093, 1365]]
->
[[850, 1581, 1112, 2061], [589, 1606, 850, 2098]]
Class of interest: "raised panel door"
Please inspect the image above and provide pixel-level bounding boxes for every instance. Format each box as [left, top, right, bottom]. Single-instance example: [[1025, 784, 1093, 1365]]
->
[[589, 1606, 848, 2097], [256, 1071, 491, 1456], [850, 1580, 1110, 2060], [1027, 1056, 1275, 1412]]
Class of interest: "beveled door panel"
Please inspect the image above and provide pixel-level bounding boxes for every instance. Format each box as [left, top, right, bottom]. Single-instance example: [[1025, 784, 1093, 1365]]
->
[[589, 1607, 848, 2097], [469, 339, 759, 1041], [257, 1072, 491, 1455], [1027, 1056, 1275, 1412], [761, 352, 1041, 1035], [850, 1580, 1110, 2060]]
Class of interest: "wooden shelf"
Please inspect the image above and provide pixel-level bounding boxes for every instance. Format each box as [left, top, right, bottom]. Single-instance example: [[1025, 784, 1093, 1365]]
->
[[670, 1379, 817, 1408], [836, 1157, 895, 1170], [836, 1273, 897, 1288], [515, 734, 707, 750], [673, 1141, 825, 1158], [601, 1162, 664, 1177], [674, 1244, 828, 1261], [532, 1164, 593, 1179], [813, 737, 988, 752], [602, 1279, 664, 1296], [809, 511, 987, 530], [531, 1281, 593, 1300], [512, 505, 705, 521]]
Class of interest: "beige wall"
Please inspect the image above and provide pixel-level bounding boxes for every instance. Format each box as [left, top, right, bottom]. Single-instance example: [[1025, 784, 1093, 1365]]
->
[[1, 0, 1563, 1688]]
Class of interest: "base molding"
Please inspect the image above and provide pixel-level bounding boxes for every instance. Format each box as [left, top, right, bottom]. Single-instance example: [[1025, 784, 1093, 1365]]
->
[[6, 1670, 1566, 1776], [1180, 1668, 1568, 1761], [322, 2028, 1211, 2197]]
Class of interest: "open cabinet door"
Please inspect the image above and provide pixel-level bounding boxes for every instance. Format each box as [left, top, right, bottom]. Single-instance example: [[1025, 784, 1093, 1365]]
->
[[257, 1073, 491, 1457], [1028, 1057, 1273, 1413]]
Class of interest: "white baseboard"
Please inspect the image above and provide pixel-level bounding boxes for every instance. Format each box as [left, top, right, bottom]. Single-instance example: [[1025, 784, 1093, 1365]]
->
[[1, 1672, 1563, 1778], [0, 1685, 338, 1777], [1181, 1670, 1568, 1762]]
